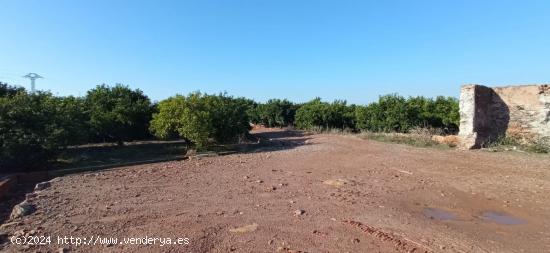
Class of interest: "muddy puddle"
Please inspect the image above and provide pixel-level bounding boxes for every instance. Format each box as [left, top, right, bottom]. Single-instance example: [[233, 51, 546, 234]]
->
[[423, 208, 457, 221], [481, 211, 526, 225]]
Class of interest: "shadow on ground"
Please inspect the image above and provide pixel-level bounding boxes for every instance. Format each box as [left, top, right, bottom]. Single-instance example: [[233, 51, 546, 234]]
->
[[57, 141, 188, 169], [236, 129, 314, 153]]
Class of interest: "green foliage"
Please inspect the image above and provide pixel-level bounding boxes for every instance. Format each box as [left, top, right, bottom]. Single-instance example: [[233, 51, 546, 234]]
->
[[0, 82, 26, 97], [86, 84, 154, 144], [433, 96, 460, 132], [295, 98, 355, 130], [355, 94, 415, 132], [54, 96, 90, 145], [0, 91, 88, 172], [249, 99, 299, 127], [355, 94, 459, 133], [150, 92, 251, 148]]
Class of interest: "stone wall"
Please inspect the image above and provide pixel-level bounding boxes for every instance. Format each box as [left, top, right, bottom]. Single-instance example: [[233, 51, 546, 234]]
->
[[459, 84, 550, 149]]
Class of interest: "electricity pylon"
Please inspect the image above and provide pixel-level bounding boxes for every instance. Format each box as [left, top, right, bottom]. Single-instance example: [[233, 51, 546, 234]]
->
[[23, 73, 43, 93]]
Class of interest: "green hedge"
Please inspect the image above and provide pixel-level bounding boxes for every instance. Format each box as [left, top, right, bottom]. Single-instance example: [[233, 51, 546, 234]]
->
[[295, 98, 355, 130], [355, 94, 459, 133], [248, 99, 299, 127], [296, 95, 459, 133], [150, 92, 251, 148]]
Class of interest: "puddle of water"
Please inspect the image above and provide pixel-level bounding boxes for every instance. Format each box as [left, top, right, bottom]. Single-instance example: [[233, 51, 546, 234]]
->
[[481, 211, 526, 225], [423, 208, 457, 221]]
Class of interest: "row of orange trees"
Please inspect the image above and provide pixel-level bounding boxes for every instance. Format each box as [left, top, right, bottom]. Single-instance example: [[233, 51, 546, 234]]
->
[[0, 82, 458, 172]]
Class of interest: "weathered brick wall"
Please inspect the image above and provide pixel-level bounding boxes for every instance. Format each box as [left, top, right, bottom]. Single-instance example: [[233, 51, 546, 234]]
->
[[459, 84, 550, 149]]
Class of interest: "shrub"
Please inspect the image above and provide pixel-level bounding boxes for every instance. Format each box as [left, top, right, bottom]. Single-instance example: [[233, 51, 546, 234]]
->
[[209, 93, 253, 143], [355, 94, 459, 133], [295, 98, 355, 130], [86, 84, 154, 144], [432, 96, 460, 133], [150, 92, 251, 148], [0, 91, 87, 172], [250, 99, 299, 127], [355, 94, 410, 132], [0, 82, 25, 97], [50, 96, 90, 146]]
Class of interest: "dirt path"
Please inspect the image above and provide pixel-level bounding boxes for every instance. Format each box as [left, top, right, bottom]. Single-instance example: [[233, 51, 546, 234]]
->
[[1, 129, 550, 253]]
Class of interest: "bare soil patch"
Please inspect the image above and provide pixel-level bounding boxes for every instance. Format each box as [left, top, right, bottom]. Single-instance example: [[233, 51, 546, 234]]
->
[[1, 128, 550, 252]]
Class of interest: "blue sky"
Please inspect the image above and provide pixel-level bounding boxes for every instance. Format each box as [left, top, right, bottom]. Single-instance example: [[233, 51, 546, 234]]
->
[[1, 0, 549, 104]]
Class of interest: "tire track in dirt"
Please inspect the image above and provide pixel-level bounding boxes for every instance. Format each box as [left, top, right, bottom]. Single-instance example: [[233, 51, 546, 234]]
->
[[343, 220, 432, 253]]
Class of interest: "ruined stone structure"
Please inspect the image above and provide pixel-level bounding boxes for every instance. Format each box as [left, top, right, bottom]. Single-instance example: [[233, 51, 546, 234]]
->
[[459, 84, 550, 149]]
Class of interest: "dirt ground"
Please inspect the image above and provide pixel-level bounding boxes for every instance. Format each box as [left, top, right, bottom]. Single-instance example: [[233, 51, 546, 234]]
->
[[1, 129, 550, 253]]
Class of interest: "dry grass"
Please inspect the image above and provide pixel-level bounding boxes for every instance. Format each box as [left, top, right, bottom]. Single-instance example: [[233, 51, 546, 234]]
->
[[485, 136, 550, 154], [303, 127, 454, 149], [358, 127, 453, 149]]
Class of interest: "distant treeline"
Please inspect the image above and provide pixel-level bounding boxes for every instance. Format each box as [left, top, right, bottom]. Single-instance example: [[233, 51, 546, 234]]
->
[[0, 82, 458, 172]]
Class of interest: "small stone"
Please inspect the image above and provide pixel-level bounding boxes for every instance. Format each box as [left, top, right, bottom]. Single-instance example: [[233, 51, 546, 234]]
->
[[323, 179, 348, 187], [35, 182, 51, 191], [229, 223, 258, 233], [10, 201, 36, 219], [294, 209, 305, 216], [268, 239, 274, 245], [58, 247, 68, 253], [352, 238, 360, 243], [255, 180, 263, 183]]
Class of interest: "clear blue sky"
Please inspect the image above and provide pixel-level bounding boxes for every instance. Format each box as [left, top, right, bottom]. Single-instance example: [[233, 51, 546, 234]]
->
[[1, 0, 549, 104]]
